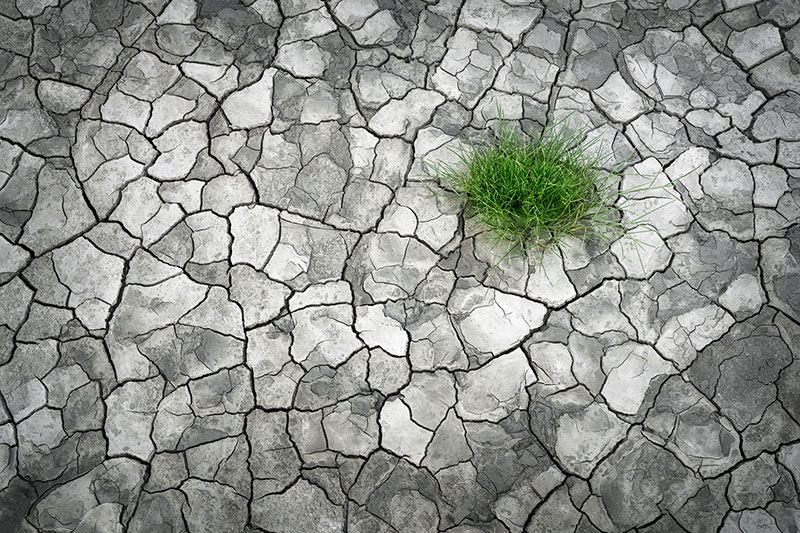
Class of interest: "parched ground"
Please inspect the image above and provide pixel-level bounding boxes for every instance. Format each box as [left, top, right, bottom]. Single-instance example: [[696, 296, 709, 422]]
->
[[1, 0, 800, 531]]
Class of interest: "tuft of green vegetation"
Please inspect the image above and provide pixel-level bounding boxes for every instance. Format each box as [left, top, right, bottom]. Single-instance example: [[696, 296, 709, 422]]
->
[[428, 111, 682, 266]]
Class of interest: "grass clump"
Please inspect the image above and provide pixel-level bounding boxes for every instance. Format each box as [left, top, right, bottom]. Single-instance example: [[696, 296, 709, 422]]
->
[[429, 112, 679, 262]]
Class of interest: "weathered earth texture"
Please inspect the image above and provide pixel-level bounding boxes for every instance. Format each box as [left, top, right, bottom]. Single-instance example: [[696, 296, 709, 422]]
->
[[1, 0, 800, 531]]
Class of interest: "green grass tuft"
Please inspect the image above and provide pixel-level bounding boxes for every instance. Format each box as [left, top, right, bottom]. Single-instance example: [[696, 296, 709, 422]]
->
[[427, 110, 683, 267]]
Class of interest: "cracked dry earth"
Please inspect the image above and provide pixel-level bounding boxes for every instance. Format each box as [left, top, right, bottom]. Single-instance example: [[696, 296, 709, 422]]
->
[[2, 0, 800, 533]]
